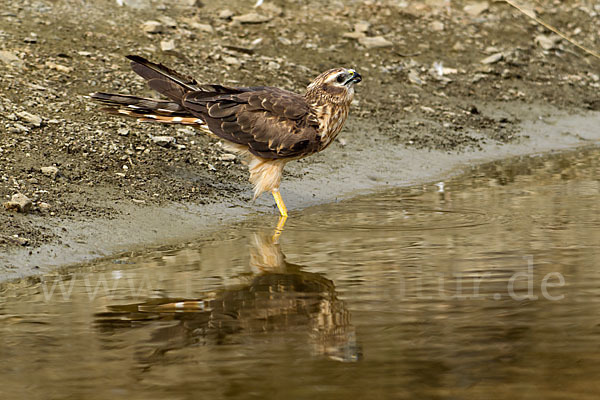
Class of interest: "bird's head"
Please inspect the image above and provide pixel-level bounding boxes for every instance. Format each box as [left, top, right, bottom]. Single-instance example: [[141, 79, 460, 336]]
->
[[305, 68, 362, 105]]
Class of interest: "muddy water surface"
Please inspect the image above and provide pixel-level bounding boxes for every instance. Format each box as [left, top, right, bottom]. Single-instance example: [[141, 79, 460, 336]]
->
[[2, 148, 600, 399]]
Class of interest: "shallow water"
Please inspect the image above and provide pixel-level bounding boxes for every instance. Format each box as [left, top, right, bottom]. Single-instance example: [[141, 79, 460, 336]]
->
[[2, 147, 600, 399]]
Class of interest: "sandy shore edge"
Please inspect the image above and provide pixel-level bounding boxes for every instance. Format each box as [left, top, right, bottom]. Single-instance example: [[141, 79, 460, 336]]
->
[[1, 107, 599, 282]]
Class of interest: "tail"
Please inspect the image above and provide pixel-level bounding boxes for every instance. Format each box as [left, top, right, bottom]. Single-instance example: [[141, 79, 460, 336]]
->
[[90, 92, 205, 124], [126, 55, 200, 102]]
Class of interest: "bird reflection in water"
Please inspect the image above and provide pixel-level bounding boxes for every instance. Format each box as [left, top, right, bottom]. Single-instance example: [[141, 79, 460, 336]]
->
[[95, 224, 361, 363]]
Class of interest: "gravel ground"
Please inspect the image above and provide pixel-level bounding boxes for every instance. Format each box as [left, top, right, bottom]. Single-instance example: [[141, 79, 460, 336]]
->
[[1, 0, 599, 253]]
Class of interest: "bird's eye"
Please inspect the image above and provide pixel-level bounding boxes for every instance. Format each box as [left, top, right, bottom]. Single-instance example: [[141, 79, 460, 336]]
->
[[336, 74, 346, 83]]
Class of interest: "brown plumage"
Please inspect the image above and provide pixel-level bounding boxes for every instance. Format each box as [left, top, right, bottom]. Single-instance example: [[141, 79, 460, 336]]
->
[[91, 55, 361, 217]]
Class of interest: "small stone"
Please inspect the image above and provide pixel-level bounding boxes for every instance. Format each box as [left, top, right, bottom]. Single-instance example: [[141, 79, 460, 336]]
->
[[41, 166, 59, 178], [141, 20, 164, 33], [343, 31, 366, 39], [429, 21, 444, 31], [10, 123, 29, 133], [278, 37, 292, 46], [39, 202, 51, 210], [117, 128, 129, 136], [452, 41, 465, 51], [232, 13, 271, 24], [219, 153, 237, 161], [535, 34, 561, 50], [16, 111, 43, 127], [45, 61, 73, 73], [161, 39, 176, 52], [190, 22, 214, 33], [222, 56, 242, 66], [464, 2, 489, 17], [358, 36, 393, 49], [480, 52, 503, 64], [158, 16, 177, 28], [219, 9, 234, 19], [0, 50, 23, 68], [267, 61, 280, 70], [408, 70, 423, 85], [484, 46, 500, 54], [151, 135, 176, 147], [78, 51, 92, 57], [3, 193, 32, 213], [354, 21, 370, 33]]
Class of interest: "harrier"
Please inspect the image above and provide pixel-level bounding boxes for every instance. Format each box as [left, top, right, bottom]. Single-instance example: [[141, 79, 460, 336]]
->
[[91, 56, 361, 218]]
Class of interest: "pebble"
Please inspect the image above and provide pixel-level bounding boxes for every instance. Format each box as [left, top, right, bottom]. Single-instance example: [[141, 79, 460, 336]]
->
[[429, 21, 444, 31], [480, 52, 503, 64], [0, 50, 23, 68], [354, 21, 370, 33], [358, 36, 393, 49], [190, 22, 214, 33], [158, 16, 177, 28], [464, 2, 489, 17], [151, 135, 176, 147], [219, 9, 234, 19], [232, 13, 271, 24], [3, 193, 32, 213], [45, 61, 73, 73], [219, 153, 237, 161], [141, 20, 163, 34], [41, 166, 59, 178], [117, 128, 129, 136], [16, 111, 43, 127], [535, 34, 561, 50], [160, 39, 176, 52]]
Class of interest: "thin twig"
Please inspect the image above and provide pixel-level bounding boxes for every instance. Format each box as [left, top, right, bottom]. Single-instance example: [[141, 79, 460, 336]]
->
[[503, 0, 600, 60]]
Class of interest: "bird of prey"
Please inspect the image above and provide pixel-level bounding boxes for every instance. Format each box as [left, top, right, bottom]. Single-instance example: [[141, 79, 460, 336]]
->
[[91, 56, 361, 218]]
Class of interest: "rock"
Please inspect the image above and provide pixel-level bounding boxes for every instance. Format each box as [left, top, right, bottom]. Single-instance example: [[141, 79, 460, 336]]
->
[[484, 46, 500, 54], [39, 202, 51, 210], [10, 123, 30, 133], [190, 22, 214, 33], [222, 56, 242, 66], [0, 50, 23, 68], [429, 21, 444, 31], [343, 31, 366, 39], [278, 37, 292, 45], [158, 16, 177, 28], [464, 2, 489, 17], [45, 61, 73, 73], [452, 41, 465, 51], [3, 193, 32, 213], [219, 153, 237, 161], [151, 135, 176, 147], [535, 34, 561, 50], [141, 20, 164, 33], [267, 61, 280, 70], [17, 111, 43, 127], [41, 166, 59, 178], [480, 52, 503, 64], [160, 39, 176, 52], [408, 70, 423, 85], [358, 36, 393, 49], [117, 128, 129, 136], [232, 13, 271, 24], [219, 9, 234, 19], [354, 21, 370, 33]]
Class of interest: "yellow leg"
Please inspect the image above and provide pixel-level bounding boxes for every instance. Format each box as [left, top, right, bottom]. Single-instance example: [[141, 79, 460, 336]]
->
[[271, 189, 288, 217]]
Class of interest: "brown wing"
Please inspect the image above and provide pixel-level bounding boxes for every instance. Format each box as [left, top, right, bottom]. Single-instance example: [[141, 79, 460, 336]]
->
[[183, 87, 320, 159]]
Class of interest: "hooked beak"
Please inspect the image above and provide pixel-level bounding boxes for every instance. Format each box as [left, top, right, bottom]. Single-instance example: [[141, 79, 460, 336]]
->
[[345, 69, 362, 85]]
